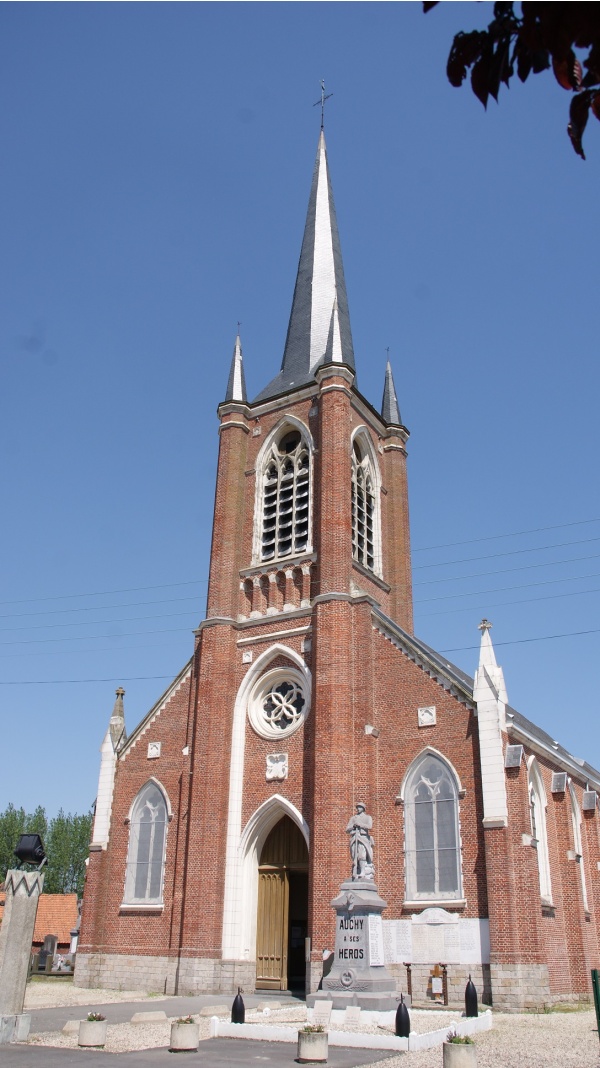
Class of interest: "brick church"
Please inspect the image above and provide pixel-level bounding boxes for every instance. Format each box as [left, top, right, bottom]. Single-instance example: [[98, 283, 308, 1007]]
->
[[77, 129, 600, 1011]]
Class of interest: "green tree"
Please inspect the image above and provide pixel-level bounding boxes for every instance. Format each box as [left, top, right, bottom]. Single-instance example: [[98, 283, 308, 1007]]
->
[[426, 2, 600, 158], [0, 804, 92, 896], [0, 803, 27, 880], [44, 810, 92, 895]]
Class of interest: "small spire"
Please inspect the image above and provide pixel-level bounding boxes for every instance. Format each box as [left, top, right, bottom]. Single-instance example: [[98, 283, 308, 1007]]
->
[[225, 332, 247, 403], [109, 686, 126, 751], [381, 359, 402, 425], [476, 619, 508, 704]]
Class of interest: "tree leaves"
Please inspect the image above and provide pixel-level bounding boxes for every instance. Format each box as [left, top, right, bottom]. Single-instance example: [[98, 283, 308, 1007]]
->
[[0, 803, 92, 896], [426, 2, 600, 157]]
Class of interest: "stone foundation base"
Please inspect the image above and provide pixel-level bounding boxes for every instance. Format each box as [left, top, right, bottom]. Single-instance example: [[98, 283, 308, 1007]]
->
[[0, 1014, 30, 1045], [489, 962, 551, 1012], [74, 952, 255, 996]]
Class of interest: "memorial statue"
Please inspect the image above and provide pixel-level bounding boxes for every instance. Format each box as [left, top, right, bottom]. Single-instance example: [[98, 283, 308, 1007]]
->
[[346, 803, 375, 881]]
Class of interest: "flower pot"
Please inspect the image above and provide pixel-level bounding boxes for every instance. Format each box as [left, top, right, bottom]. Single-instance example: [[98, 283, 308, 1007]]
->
[[169, 1021, 199, 1052], [443, 1040, 477, 1068], [297, 1029, 328, 1063], [78, 1020, 108, 1048]]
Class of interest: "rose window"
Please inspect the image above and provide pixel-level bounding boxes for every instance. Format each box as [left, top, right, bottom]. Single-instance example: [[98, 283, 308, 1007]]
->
[[262, 681, 305, 730], [248, 665, 310, 740]]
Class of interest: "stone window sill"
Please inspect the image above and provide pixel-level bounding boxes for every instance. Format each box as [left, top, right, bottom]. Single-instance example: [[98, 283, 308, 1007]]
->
[[403, 899, 467, 910], [119, 903, 164, 913]]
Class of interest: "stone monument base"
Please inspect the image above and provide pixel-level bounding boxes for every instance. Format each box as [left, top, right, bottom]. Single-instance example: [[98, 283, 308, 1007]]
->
[[307, 990, 398, 1011], [0, 1014, 31, 1045], [312, 878, 398, 1012]]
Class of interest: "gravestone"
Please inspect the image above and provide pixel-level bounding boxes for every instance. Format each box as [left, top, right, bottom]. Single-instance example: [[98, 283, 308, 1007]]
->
[[308, 805, 397, 1010]]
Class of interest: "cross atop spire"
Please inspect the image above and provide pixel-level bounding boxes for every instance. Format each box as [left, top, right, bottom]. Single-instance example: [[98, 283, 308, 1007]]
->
[[313, 79, 333, 129], [254, 129, 355, 402]]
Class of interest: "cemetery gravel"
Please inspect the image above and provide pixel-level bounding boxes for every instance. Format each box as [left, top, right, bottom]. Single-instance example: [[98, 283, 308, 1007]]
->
[[23, 983, 599, 1066]]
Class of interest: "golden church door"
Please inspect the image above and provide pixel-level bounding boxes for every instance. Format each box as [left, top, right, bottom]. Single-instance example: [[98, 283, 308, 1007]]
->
[[256, 816, 308, 991]]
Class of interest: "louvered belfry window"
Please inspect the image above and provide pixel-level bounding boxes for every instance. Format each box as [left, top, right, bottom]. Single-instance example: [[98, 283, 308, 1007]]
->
[[261, 430, 310, 561], [351, 440, 375, 571]]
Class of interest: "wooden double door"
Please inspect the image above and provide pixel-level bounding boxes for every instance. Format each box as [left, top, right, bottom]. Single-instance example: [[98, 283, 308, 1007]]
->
[[256, 816, 308, 992]]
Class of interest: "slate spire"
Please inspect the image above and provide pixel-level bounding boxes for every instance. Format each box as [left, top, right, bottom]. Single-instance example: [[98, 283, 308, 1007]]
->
[[381, 360, 402, 425], [254, 130, 354, 401], [225, 333, 247, 403]]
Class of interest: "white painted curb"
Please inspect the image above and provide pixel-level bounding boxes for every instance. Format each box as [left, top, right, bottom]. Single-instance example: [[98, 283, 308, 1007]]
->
[[210, 1009, 493, 1052]]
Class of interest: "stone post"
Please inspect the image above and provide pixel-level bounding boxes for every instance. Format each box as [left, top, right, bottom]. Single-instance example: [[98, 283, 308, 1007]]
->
[[0, 868, 45, 1043]]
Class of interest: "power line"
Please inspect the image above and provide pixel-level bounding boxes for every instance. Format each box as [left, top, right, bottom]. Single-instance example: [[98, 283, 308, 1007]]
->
[[414, 551, 600, 586], [0, 609, 199, 635], [441, 626, 600, 654], [413, 536, 600, 571], [0, 579, 206, 609], [1, 519, 598, 610], [0, 594, 202, 622], [415, 570, 600, 605], [413, 516, 600, 553], [2, 624, 599, 684]]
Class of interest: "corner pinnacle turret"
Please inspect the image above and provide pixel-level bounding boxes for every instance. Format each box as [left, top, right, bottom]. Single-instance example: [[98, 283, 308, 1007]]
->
[[254, 129, 355, 401], [224, 333, 247, 403], [381, 360, 402, 426]]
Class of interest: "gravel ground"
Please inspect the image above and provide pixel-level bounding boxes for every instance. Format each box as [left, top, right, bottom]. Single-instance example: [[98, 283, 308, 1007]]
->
[[24, 980, 166, 1010], [23, 980, 600, 1066]]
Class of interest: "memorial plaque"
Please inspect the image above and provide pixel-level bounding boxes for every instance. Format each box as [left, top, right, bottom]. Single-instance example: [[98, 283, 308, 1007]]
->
[[368, 914, 385, 966], [431, 976, 443, 995], [313, 1001, 333, 1027], [345, 1005, 361, 1025], [383, 919, 412, 963]]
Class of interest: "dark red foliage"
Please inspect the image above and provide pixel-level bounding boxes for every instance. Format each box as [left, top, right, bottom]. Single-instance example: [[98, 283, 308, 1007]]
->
[[425, 2, 600, 157]]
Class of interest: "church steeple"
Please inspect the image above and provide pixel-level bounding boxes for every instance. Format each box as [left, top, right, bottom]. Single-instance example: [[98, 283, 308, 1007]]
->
[[381, 360, 402, 426], [254, 130, 355, 401], [224, 333, 247, 403]]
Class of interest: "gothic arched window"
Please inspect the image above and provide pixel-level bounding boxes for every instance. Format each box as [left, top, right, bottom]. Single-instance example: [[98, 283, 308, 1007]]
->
[[528, 759, 552, 904], [404, 753, 462, 901], [123, 781, 169, 905], [261, 429, 310, 562], [351, 436, 380, 574]]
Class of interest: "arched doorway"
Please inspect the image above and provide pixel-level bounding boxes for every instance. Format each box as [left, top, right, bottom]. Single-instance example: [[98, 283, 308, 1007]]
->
[[256, 815, 308, 992]]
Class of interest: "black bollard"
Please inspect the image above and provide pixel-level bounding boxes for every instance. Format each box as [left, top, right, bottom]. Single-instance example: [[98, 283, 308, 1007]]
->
[[465, 974, 478, 1018], [231, 987, 245, 1024], [395, 993, 410, 1038]]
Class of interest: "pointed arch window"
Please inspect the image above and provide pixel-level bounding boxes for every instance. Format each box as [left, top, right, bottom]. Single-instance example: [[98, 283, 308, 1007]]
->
[[569, 783, 589, 912], [404, 753, 462, 901], [528, 760, 552, 905], [261, 429, 310, 562], [123, 782, 168, 906], [351, 435, 381, 575]]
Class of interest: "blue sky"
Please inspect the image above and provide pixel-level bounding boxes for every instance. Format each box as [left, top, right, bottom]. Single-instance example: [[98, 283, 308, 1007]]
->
[[1, 2, 598, 818]]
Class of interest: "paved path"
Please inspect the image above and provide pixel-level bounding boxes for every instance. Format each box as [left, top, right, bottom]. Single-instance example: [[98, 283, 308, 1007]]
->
[[3, 1038, 391, 1068], [27, 995, 281, 1034]]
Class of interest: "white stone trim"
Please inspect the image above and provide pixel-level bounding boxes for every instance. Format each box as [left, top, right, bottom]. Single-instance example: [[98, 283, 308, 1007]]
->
[[527, 756, 553, 904], [231, 794, 309, 964], [221, 646, 311, 959]]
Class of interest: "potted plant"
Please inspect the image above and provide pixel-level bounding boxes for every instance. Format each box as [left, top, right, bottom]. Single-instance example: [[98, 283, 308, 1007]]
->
[[169, 1015, 199, 1052], [78, 1012, 107, 1048], [297, 1023, 328, 1063], [443, 1028, 476, 1067]]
